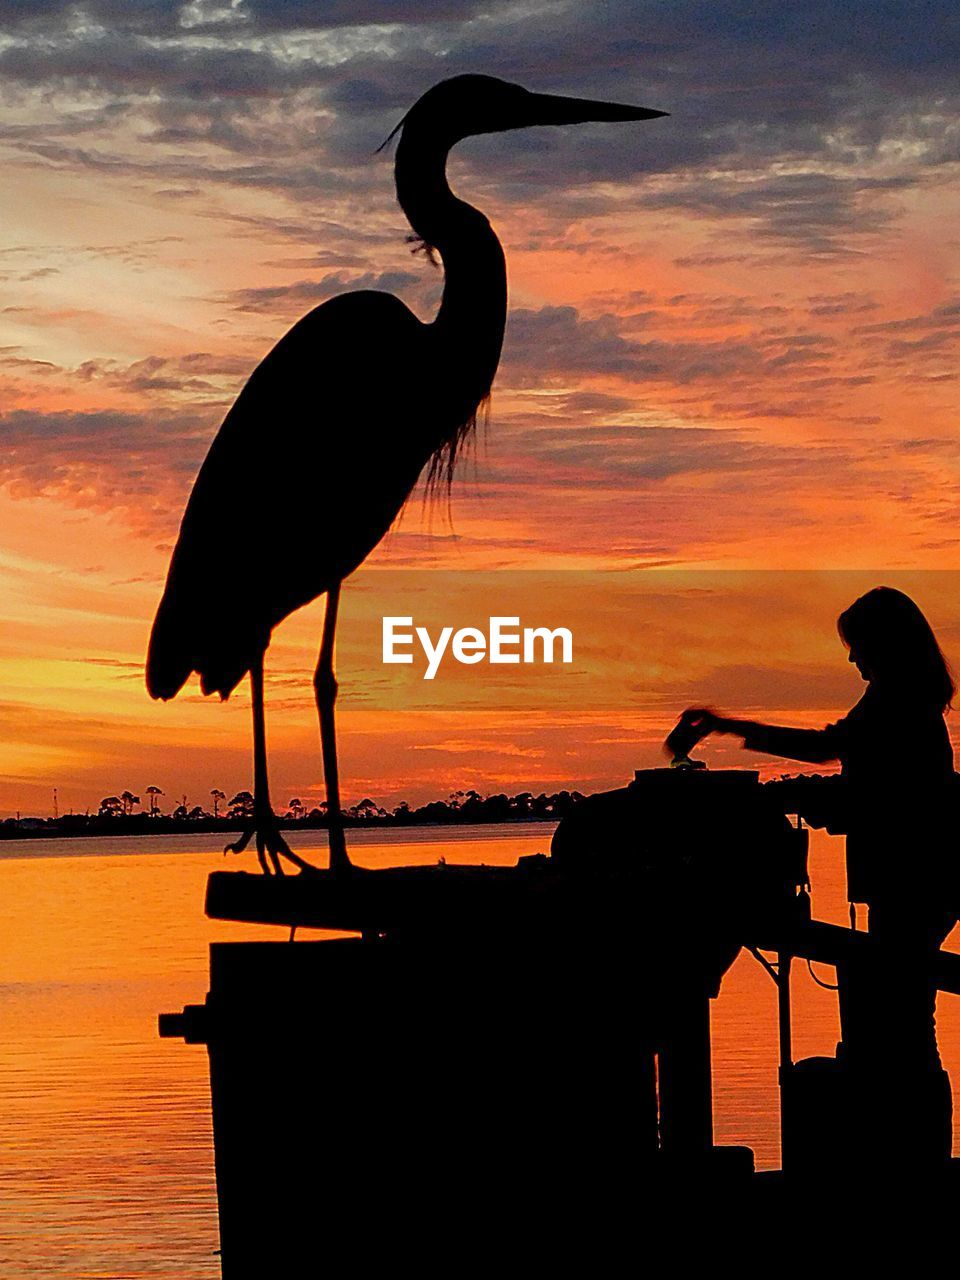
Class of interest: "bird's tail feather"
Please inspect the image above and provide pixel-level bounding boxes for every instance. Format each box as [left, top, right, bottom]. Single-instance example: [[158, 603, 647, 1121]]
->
[[147, 589, 262, 702], [146, 593, 193, 701]]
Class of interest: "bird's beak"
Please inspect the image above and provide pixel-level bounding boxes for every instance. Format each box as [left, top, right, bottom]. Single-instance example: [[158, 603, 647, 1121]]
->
[[522, 92, 667, 127]]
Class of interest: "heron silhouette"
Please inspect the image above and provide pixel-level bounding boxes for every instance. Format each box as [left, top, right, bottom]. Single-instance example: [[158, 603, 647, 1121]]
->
[[146, 74, 666, 875]]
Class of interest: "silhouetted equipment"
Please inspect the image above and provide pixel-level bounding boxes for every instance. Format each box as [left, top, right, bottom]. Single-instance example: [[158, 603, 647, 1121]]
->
[[162, 766, 960, 1267], [164, 766, 809, 1268], [145, 75, 666, 876], [552, 768, 810, 1168], [763, 774, 960, 1183]]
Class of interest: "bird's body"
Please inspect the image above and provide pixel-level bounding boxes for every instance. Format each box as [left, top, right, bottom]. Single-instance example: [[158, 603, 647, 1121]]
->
[[146, 74, 663, 874], [149, 182, 507, 703], [149, 292, 432, 701]]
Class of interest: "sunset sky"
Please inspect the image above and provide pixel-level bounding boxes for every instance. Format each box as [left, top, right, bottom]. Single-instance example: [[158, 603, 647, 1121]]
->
[[2, 0, 959, 818]]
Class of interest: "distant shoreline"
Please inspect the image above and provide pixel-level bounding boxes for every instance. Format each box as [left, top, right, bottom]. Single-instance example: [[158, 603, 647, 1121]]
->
[[0, 809, 576, 842], [2, 787, 586, 840]]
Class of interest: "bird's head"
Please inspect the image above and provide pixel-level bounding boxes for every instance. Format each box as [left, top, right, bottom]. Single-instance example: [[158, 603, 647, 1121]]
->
[[386, 74, 666, 149]]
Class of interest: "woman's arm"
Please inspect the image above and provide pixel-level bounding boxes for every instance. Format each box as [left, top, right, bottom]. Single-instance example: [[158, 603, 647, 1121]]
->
[[684, 709, 846, 765], [728, 719, 843, 765]]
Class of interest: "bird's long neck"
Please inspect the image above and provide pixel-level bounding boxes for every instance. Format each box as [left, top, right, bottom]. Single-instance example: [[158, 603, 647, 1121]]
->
[[395, 130, 507, 416]]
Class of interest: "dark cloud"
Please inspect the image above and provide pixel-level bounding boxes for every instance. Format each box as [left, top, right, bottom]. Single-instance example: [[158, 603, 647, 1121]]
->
[[228, 268, 424, 313], [456, 422, 960, 572], [851, 298, 960, 370], [524, 422, 820, 485], [246, 1, 491, 30], [854, 299, 960, 337], [1, 405, 204, 459], [0, 1, 172, 31], [0, 0, 475, 39], [0, 406, 213, 528], [555, 390, 634, 415], [806, 293, 881, 318], [474, 417, 920, 510], [75, 352, 252, 396], [0, 36, 322, 97], [662, 296, 790, 324], [0, 0, 956, 251], [674, 252, 755, 268], [637, 172, 915, 255], [502, 304, 833, 387]]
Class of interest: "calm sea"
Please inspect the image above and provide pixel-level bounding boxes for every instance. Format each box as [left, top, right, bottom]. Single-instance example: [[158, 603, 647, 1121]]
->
[[1, 823, 959, 1277]]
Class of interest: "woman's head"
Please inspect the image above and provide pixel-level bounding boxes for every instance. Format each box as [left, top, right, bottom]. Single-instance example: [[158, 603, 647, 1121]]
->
[[838, 587, 954, 711]]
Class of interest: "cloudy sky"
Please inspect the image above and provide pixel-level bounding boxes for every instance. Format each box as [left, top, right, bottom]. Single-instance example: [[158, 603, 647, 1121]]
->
[[1, 0, 958, 817]]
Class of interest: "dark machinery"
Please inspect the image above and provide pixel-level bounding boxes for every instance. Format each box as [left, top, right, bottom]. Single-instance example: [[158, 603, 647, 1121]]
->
[[161, 766, 960, 1270], [550, 767, 810, 1168], [161, 766, 810, 1270]]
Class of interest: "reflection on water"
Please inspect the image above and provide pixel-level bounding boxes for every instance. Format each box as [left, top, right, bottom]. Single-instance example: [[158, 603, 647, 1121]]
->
[[1, 824, 958, 1276]]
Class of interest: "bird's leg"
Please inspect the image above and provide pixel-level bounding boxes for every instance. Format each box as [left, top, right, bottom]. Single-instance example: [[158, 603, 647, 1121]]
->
[[225, 654, 319, 875], [314, 584, 352, 873], [250, 655, 281, 875]]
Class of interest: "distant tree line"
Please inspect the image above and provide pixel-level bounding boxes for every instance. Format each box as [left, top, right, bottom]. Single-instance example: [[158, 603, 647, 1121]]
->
[[0, 787, 585, 839]]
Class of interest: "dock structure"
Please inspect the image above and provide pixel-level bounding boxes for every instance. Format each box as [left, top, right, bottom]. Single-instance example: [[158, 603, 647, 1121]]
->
[[160, 769, 960, 1269]]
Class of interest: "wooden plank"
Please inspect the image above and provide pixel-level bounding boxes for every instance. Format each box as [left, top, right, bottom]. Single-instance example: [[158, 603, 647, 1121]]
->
[[207, 869, 960, 995], [756, 918, 960, 996]]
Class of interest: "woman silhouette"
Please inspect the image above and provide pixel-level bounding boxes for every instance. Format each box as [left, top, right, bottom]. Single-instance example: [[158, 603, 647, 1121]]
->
[[674, 586, 958, 1164]]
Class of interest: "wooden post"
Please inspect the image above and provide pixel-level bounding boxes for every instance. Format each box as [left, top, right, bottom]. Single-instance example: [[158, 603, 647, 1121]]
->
[[658, 983, 714, 1158]]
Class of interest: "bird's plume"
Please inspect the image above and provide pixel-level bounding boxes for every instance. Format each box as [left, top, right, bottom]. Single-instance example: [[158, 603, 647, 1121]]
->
[[424, 396, 488, 508], [406, 233, 440, 267], [376, 114, 407, 155]]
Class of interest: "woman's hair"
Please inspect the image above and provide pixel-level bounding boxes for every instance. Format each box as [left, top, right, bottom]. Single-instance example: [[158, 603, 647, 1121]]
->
[[838, 586, 955, 712]]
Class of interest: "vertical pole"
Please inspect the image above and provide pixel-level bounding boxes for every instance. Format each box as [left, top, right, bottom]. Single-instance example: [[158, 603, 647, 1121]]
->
[[778, 953, 793, 1072], [778, 953, 793, 1173]]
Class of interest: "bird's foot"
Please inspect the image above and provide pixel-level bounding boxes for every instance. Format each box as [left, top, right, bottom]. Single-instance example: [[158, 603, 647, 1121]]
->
[[225, 815, 320, 876]]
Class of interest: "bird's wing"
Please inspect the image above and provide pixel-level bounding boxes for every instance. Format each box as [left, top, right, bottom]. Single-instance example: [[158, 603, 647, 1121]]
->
[[147, 290, 430, 700]]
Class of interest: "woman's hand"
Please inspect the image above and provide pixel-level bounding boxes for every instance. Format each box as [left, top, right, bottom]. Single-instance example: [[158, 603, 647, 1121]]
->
[[682, 709, 757, 739], [665, 708, 757, 763], [678, 707, 725, 735], [664, 706, 727, 762]]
